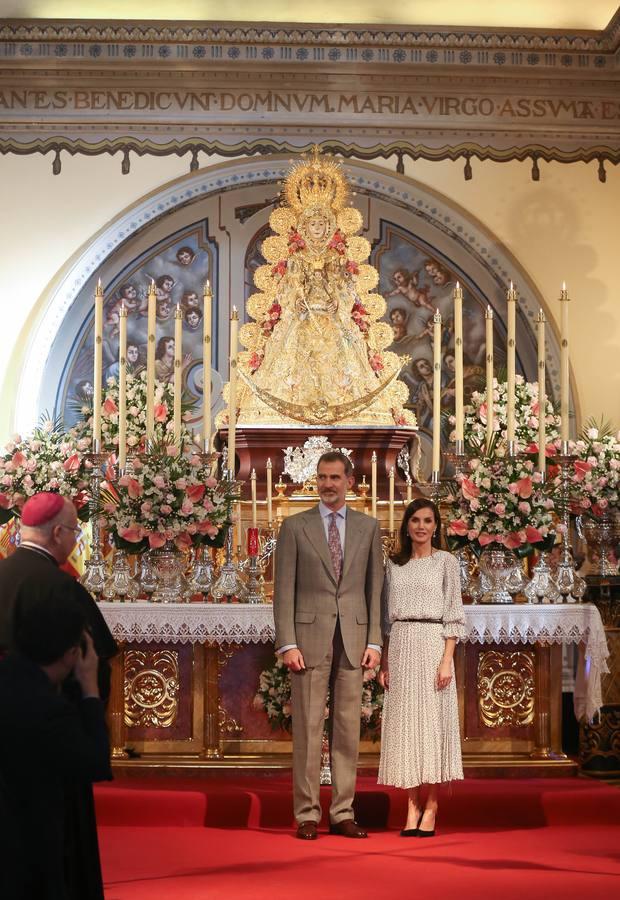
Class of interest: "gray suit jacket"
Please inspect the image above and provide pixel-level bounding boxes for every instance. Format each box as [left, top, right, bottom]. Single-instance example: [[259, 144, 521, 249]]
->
[[273, 505, 384, 668]]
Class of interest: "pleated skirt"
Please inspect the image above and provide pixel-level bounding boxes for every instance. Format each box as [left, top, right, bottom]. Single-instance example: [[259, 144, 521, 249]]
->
[[377, 621, 464, 789]]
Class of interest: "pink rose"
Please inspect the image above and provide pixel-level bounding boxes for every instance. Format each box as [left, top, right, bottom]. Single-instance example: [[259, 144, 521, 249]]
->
[[174, 478, 187, 490], [140, 501, 153, 517], [189, 455, 202, 467], [160, 504, 172, 515], [166, 445, 178, 457], [205, 476, 217, 489], [154, 475, 166, 489], [493, 503, 506, 516], [181, 499, 194, 515]]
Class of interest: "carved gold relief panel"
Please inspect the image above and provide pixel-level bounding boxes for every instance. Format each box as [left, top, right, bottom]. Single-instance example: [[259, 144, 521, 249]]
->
[[124, 649, 180, 728], [477, 650, 535, 729]]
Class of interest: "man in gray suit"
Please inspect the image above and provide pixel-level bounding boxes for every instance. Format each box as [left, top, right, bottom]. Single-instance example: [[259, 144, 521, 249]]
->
[[274, 450, 383, 839]]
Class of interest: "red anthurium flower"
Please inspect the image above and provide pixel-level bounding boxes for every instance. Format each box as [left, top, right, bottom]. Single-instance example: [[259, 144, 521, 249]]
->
[[525, 525, 544, 544], [103, 398, 118, 415], [515, 476, 533, 499], [148, 532, 167, 549], [186, 483, 206, 503], [118, 525, 144, 543], [461, 478, 480, 501]]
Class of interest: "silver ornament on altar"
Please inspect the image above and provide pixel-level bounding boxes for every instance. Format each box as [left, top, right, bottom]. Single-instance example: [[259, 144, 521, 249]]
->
[[478, 547, 518, 604], [150, 540, 189, 604], [102, 549, 140, 602], [524, 552, 561, 603]]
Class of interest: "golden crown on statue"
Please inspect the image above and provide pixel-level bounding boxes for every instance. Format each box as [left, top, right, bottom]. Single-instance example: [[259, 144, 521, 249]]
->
[[284, 145, 350, 214]]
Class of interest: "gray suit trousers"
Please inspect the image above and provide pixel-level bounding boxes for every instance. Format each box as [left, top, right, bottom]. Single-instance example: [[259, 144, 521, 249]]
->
[[290, 622, 363, 825]]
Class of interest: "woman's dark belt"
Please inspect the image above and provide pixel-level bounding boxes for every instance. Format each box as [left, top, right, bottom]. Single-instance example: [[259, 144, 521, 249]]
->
[[393, 618, 443, 624]]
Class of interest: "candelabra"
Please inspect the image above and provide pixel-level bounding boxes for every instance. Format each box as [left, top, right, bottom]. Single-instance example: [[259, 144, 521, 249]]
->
[[553, 444, 586, 603], [80, 448, 108, 597], [187, 543, 215, 597], [210, 470, 247, 602]]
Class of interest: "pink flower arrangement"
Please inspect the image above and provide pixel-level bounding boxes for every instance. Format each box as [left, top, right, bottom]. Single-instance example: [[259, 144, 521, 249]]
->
[[569, 426, 620, 518], [100, 444, 231, 553], [447, 454, 556, 554], [0, 420, 90, 523]]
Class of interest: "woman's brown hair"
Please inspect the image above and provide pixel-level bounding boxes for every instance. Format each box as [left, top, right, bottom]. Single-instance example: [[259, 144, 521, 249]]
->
[[390, 498, 441, 566]]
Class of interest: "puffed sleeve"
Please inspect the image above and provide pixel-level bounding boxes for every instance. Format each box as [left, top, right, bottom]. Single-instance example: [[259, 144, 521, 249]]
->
[[381, 560, 392, 640], [442, 552, 466, 641]]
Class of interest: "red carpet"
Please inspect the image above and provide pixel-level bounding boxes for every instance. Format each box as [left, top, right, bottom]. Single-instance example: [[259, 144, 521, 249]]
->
[[97, 775, 620, 900]]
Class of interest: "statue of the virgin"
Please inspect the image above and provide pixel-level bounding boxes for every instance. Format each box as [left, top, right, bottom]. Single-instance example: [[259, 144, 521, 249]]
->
[[233, 147, 415, 427]]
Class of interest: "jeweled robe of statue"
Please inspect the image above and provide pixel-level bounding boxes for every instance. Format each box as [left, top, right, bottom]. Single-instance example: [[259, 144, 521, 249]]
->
[[231, 148, 414, 427]]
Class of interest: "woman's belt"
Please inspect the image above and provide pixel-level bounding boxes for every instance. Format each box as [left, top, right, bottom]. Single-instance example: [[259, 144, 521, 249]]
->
[[393, 618, 443, 624]]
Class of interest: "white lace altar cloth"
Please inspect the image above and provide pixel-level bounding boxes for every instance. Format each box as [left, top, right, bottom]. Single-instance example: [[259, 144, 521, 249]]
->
[[462, 604, 609, 722], [99, 602, 608, 720], [98, 601, 275, 647]]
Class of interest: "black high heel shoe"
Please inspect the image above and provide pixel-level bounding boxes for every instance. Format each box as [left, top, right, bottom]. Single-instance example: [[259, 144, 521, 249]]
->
[[417, 812, 436, 837], [400, 813, 423, 837]]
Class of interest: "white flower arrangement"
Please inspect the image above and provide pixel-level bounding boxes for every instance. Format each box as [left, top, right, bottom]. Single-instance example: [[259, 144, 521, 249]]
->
[[100, 444, 231, 553], [0, 420, 91, 523], [253, 658, 384, 740], [282, 437, 353, 485], [451, 375, 561, 455], [570, 425, 620, 519], [75, 370, 193, 453]]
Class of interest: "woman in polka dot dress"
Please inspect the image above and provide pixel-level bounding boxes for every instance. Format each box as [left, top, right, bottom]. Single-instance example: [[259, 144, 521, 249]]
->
[[378, 498, 465, 837]]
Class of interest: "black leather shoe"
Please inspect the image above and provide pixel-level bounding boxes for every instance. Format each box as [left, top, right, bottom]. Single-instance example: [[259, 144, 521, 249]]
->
[[417, 828, 435, 837], [329, 819, 368, 838], [296, 821, 318, 840], [400, 828, 418, 837]]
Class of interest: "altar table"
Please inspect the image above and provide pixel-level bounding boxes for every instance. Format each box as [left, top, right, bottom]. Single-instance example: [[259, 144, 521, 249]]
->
[[100, 602, 608, 776]]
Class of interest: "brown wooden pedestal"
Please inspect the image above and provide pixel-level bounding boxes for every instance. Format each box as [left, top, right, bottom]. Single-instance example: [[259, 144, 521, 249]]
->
[[217, 426, 417, 498]]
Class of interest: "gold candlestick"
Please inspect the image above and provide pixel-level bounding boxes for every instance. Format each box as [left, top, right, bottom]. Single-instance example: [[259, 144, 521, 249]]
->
[[485, 305, 494, 451], [202, 280, 212, 453], [118, 303, 127, 470], [93, 279, 103, 450]]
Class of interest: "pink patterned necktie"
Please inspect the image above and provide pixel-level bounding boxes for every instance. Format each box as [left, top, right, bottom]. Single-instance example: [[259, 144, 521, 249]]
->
[[328, 512, 343, 582]]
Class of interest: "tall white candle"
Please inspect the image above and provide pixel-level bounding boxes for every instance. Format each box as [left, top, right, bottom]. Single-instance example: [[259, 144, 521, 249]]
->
[[485, 306, 494, 451], [118, 303, 127, 470], [453, 282, 464, 443], [266, 459, 273, 525], [228, 307, 239, 477], [146, 280, 157, 445], [536, 309, 546, 474], [371, 451, 377, 519], [202, 281, 212, 453], [93, 279, 103, 450], [506, 282, 518, 447], [388, 466, 395, 534], [559, 283, 570, 444], [432, 308, 442, 474], [406, 480, 412, 504], [173, 304, 183, 447], [251, 468, 257, 528]]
